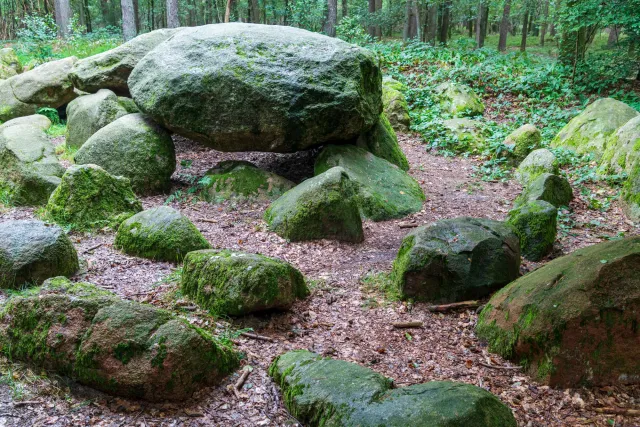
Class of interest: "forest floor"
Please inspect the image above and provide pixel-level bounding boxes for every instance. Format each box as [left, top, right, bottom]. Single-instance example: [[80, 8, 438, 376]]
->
[[0, 133, 639, 427]]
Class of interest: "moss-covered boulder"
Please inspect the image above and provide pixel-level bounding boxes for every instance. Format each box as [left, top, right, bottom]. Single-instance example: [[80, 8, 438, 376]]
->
[[269, 350, 517, 427], [65, 89, 130, 149], [504, 124, 541, 163], [0, 48, 22, 74], [356, 114, 409, 170], [9, 57, 77, 108], [0, 79, 37, 122], [182, 249, 308, 316], [382, 77, 410, 133], [552, 98, 639, 160], [514, 173, 573, 209], [265, 167, 364, 242], [599, 115, 640, 175], [434, 82, 485, 117], [621, 167, 640, 221], [515, 148, 559, 185], [0, 276, 239, 401], [477, 237, 640, 387], [0, 220, 78, 289], [74, 114, 175, 194], [117, 96, 140, 113], [45, 164, 142, 230], [115, 206, 210, 262], [507, 200, 557, 262], [442, 118, 487, 152], [70, 29, 182, 95], [0, 64, 16, 80], [392, 217, 520, 303], [200, 160, 294, 203], [0, 115, 64, 206], [315, 145, 423, 221], [129, 23, 382, 153]]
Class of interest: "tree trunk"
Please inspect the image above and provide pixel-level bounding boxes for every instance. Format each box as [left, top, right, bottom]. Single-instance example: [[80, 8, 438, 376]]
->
[[520, 9, 529, 51], [341, 0, 347, 18], [540, 0, 549, 46], [374, 0, 382, 38], [438, 1, 450, 44], [498, 0, 511, 51], [54, 0, 71, 37], [425, 4, 437, 44], [324, 0, 337, 36], [83, 0, 92, 32], [403, 0, 417, 40], [224, 0, 233, 22], [475, 1, 487, 48], [249, 0, 259, 22], [368, 0, 376, 37], [607, 26, 619, 47], [121, 0, 137, 40], [133, 0, 140, 31], [559, 23, 587, 68], [467, 19, 473, 38], [166, 0, 179, 26]]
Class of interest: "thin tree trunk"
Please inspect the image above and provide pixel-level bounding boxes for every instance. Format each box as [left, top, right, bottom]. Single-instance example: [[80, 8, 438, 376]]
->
[[54, 0, 71, 37], [121, 0, 137, 40], [341, 0, 347, 18], [324, 0, 337, 36], [133, 0, 140, 31], [249, 0, 259, 22], [498, 0, 511, 51], [166, 0, 179, 26], [438, 0, 450, 44], [520, 9, 529, 51], [475, 1, 487, 48], [374, 0, 382, 38], [540, 0, 549, 46], [83, 0, 92, 32], [425, 4, 437, 44], [224, 0, 233, 22], [467, 19, 473, 38], [607, 26, 619, 47], [368, 0, 376, 37]]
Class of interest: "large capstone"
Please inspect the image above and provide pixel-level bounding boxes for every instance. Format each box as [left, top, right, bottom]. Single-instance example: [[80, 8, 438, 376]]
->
[[264, 167, 364, 242], [115, 206, 210, 262], [70, 28, 182, 95], [0, 80, 37, 122], [65, 89, 130, 149], [45, 164, 143, 230], [269, 350, 517, 427], [392, 217, 520, 303], [0, 277, 239, 401], [477, 237, 640, 387], [0, 115, 64, 205], [128, 23, 382, 153], [315, 145, 424, 221], [552, 98, 639, 160], [0, 220, 78, 289], [181, 249, 308, 316], [74, 113, 176, 194], [8, 57, 77, 108]]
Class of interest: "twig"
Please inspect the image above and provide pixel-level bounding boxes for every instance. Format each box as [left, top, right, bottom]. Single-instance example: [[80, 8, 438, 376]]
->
[[592, 407, 640, 416], [240, 332, 275, 342], [478, 361, 522, 370], [83, 243, 103, 253], [427, 300, 480, 312], [235, 366, 252, 392], [392, 321, 423, 328], [398, 222, 419, 229], [197, 218, 218, 224], [226, 384, 242, 400], [13, 400, 40, 407]]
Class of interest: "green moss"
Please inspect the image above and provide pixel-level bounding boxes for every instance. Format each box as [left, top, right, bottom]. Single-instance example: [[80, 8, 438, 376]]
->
[[356, 114, 409, 171], [507, 200, 557, 261]]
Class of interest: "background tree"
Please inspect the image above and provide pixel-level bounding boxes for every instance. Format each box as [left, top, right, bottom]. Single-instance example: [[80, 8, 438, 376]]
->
[[166, 0, 178, 27], [54, 0, 71, 37]]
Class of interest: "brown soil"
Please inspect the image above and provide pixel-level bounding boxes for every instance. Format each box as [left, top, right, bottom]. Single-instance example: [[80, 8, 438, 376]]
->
[[0, 133, 638, 427]]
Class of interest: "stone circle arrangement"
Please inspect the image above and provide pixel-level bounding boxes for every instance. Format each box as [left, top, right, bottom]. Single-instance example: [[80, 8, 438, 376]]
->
[[1, 22, 639, 426]]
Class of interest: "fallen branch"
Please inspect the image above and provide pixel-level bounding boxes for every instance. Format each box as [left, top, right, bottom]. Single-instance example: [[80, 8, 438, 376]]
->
[[83, 243, 103, 254], [240, 332, 275, 342], [235, 366, 252, 392], [398, 222, 419, 229], [427, 300, 480, 312], [592, 407, 640, 416], [197, 218, 218, 224], [13, 400, 40, 407], [392, 321, 423, 329], [478, 361, 522, 371]]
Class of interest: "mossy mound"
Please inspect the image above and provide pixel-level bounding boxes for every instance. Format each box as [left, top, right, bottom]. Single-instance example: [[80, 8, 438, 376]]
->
[[356, 114, 410, 170], [382, 77, 410, 133], [0, 64, 16, 80], [128, 23, 382, 153], [621, 166, 640, 221], [476, 237, 640, 387], [45, 164, 143, 231], [264, 167, 364, 243], [201, 160, 294, 203], [392, 217, 520, 303], [0, 115, 63, 206], [442, 118, 487, 152], [315, 145, 423, 221], [599, 115, 640, 175], [551, 98, 638, 160], [503, 124, 541, 163], [74, 113, 176, 195], [0, 276, 239, 401], [515, 149, 559, 186], [514, 173, 573, 208], [434, 82, 485, 117], [9, 57, 77, 108], [115, 206, 210, 262], [507, 200, 557, 261], [65, 89, 130, 149], [269, 350, 517, 427], [0, 220, 78, 289], [0, 48, 22, 74], [181, 249, 309, 316]]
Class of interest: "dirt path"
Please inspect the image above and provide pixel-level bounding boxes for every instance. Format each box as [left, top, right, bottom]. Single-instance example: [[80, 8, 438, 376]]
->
[[0, 134, 638, 426]]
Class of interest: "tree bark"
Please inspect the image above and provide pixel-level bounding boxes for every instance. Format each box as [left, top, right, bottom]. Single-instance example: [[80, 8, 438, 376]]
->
[[166, 0, 179, 27], [133, 0, 140, 31], [475, 1, 487, 48], [83, 0, 92, 32], [324, 0, 337, 36], [224, 0, 233, 22], [540, 0, 549, 46], [121, 0, 137, 40], [54, 0, 71, 37], [425, 4, 437, 44], [438, 1, 450, 44], [341, 0, 347, 18], [249, 0, 259, 22], [498, 0, 511, 51], [520, 9, 529, 51], [607, 26, 619, 47], [368, 0, 376, 37]]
